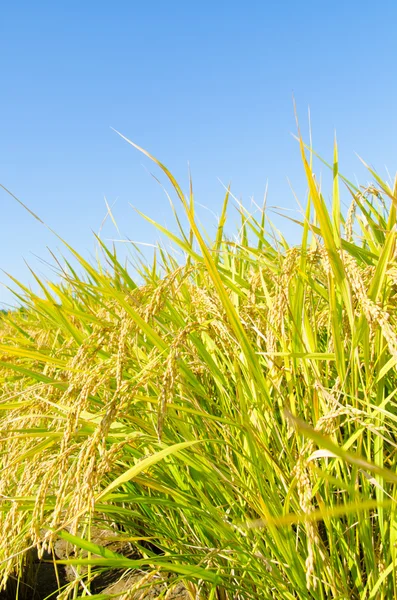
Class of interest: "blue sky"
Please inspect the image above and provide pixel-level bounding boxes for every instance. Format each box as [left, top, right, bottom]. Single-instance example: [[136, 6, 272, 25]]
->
[[1, 1, 397, 306]]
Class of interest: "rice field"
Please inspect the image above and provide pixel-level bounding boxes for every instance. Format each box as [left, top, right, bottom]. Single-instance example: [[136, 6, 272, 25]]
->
[[0, 134, 396, 599]]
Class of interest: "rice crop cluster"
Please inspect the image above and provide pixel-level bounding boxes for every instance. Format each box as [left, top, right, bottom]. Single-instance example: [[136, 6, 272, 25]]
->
[[0, 135, 397, 599]]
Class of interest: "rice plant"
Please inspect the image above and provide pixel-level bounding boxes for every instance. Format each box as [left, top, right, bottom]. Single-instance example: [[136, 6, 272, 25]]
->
[[0, 133, 396, 599]]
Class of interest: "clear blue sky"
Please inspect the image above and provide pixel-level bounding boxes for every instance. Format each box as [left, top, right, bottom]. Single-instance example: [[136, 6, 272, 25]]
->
[[1, 1, 397, 307]]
